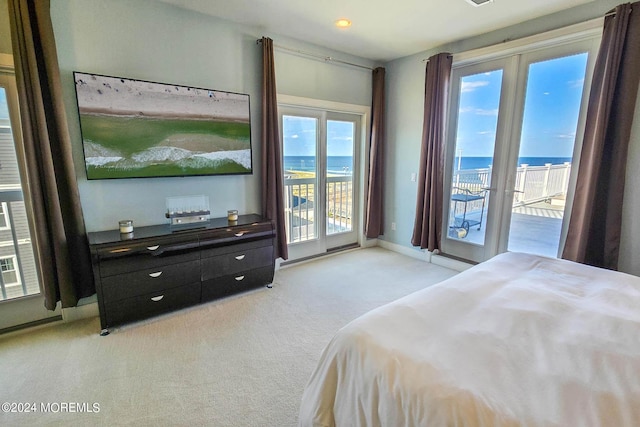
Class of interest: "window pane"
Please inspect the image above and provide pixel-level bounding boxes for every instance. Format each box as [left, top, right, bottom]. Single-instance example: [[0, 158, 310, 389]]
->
[[448, 69, 503, 245], [1, 84, 40, 299], [0, 203, 7, 228], [282, 115, 318, 243], [0, 258, 13, 271], [326, 120, 354, 235], [507, 53, 588, 257]]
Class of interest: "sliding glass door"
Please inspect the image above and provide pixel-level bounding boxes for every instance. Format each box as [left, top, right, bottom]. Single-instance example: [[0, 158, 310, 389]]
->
[[280, 106, 361, 260], [504, 52, 589, 258], [442, 38, 598, 263]]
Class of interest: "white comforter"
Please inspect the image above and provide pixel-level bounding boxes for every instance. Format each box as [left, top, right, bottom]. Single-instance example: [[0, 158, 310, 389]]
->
[[299, 252, 640, 427]]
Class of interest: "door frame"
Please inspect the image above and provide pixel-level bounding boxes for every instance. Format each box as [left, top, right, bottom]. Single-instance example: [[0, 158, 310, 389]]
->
[[440, 21, 602, 263], [277, 95, 370, 262], [441, 57, 519, 262], [497, 39, 600, 256], [0, 54, 61, 332]]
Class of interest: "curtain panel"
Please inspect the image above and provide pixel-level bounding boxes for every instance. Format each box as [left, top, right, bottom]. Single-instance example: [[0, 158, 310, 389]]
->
[[260, 37, 288, 260], [364, 67, 386, 238], [411, 53, 452, 251], [8, 0, 94, 309], [562, 2, 640, 269]]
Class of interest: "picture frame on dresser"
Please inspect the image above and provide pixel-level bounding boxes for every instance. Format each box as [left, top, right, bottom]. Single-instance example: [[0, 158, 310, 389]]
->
[[87, 214, 275, 335]]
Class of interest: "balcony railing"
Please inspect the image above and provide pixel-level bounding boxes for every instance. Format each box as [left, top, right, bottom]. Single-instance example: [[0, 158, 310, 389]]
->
[[451, 162, 572, 217], [283, 175, 353, 244]]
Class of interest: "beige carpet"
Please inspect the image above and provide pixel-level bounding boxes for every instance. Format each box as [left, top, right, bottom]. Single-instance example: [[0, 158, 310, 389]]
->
[[0, 247, 457, 427]]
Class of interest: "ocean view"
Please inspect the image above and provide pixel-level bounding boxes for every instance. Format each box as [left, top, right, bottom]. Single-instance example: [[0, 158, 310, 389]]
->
[[284, 156, 353, 173], [455, 156, 572, 170], [283, 156, 571, 174]]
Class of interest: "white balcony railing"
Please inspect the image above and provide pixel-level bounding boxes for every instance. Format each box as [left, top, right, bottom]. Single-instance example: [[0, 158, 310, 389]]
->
[[283, 175, 353, 244], [451, 162, 571, 216]]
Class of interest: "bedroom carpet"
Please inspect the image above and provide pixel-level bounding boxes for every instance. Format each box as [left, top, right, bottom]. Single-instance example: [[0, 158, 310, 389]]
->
[[0, 247, 457, 427]]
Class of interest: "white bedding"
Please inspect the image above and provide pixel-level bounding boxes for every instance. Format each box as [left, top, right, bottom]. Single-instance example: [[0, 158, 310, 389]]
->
[[298, 252, 640, 427]]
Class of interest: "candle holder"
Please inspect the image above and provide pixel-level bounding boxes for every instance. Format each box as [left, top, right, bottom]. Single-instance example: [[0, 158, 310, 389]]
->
[[165, 195, 210, 226], [119, 220, 133, 233]]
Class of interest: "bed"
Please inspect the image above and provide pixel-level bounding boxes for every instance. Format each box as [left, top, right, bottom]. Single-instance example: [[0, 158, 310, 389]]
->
[[298, 252, 640, 427]]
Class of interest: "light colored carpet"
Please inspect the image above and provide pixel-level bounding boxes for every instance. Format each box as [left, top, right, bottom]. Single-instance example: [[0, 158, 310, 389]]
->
[[0, 247, 457, 426]]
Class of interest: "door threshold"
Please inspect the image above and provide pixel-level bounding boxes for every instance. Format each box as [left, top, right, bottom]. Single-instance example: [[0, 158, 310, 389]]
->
[[0, 315, 63, 336], [280, 243, 360, 267]]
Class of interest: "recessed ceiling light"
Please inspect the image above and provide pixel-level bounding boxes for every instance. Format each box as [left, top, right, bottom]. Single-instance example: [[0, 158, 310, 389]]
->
[[335, 18, 352, 28]]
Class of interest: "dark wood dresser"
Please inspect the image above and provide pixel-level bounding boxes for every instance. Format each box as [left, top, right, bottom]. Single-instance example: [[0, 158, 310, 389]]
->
[[88, 214, 275, 335]]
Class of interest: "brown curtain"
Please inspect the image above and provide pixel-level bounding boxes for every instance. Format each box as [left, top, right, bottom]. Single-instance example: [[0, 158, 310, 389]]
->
[[261, 37, 288, 260], [411, 53, 452, 251], [562, 2, 640, 270], [364, 67, 385, 238], [8, 0, 94, 309]]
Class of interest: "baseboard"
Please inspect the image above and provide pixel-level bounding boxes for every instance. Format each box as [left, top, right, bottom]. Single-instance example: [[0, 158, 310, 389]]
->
[[376, 240, 431, 262], [61, 302, 99, 322], [278, 246, 363, 269], [360, 237, 378, 248], [0, 315, 63, 336], [430, 254, 474, 272]]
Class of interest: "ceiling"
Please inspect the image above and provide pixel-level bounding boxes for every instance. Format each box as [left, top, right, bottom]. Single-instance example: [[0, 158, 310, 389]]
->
[[158, 0, 595, 62]]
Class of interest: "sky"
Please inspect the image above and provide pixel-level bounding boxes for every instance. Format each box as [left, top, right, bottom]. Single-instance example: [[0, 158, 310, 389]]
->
[[282, 116, 354, 157], [282, 52, 588, 164], [455, 52, 589, 159]]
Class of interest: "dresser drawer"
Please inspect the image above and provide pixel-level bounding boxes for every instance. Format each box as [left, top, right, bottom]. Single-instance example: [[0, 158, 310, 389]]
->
[[97, 236, 199, 277], [105, 282, 201, 327], [199, 221, 274, 249], [100, 259, 201, 303], [201, 237, 272, 259], [201, 244, 273, 281], [201, 266, 274, 302]]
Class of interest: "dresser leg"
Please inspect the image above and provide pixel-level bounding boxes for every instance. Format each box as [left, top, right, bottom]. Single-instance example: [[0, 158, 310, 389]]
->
[[100, 328, 110, 336]]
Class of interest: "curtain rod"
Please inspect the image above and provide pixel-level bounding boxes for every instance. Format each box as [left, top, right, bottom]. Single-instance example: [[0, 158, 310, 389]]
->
[[422, 54, 453, 63], [605, 7, 633, 18], [256, 39, 374, 71]]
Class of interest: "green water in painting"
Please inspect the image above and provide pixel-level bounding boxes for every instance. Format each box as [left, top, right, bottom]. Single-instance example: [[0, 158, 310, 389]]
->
[[79, 114, 251, 179]]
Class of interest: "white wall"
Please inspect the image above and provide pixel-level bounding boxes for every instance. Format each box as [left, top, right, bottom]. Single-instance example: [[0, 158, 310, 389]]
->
[[50, 0, 374, 232], [382, 0, 640, 275]]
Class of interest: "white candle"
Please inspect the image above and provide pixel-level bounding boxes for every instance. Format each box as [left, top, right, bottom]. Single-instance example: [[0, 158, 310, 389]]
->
[[119, 220, 133, 233]]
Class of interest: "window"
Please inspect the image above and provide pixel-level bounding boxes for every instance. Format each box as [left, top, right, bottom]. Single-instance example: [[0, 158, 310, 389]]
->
[[1, 256, 20, 286], [0, 202, 9, 229], [278, 95, 367, 262]]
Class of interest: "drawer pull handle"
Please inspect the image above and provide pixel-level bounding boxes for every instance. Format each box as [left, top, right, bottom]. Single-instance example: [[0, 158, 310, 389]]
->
[[234, 232, 245, 237], [235, 255, 246, 260], [151, 295, 164, 302], [147, 245, 160, 251], [235, 275, 245, 281], [149, 271, 163, 278]]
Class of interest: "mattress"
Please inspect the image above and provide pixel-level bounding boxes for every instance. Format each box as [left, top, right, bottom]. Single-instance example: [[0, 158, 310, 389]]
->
[[298, 252, 640, 427]]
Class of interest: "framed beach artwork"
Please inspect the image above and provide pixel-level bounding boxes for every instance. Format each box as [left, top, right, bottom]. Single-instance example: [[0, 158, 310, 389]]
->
[[73, 72, 252, 179]]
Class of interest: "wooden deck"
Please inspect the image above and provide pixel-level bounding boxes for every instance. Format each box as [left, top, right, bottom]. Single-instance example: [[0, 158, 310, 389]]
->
[[452, 201, 564, 258]]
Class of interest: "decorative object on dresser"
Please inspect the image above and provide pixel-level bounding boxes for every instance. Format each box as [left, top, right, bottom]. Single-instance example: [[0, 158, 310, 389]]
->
[[88, 214, 275, 336]]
